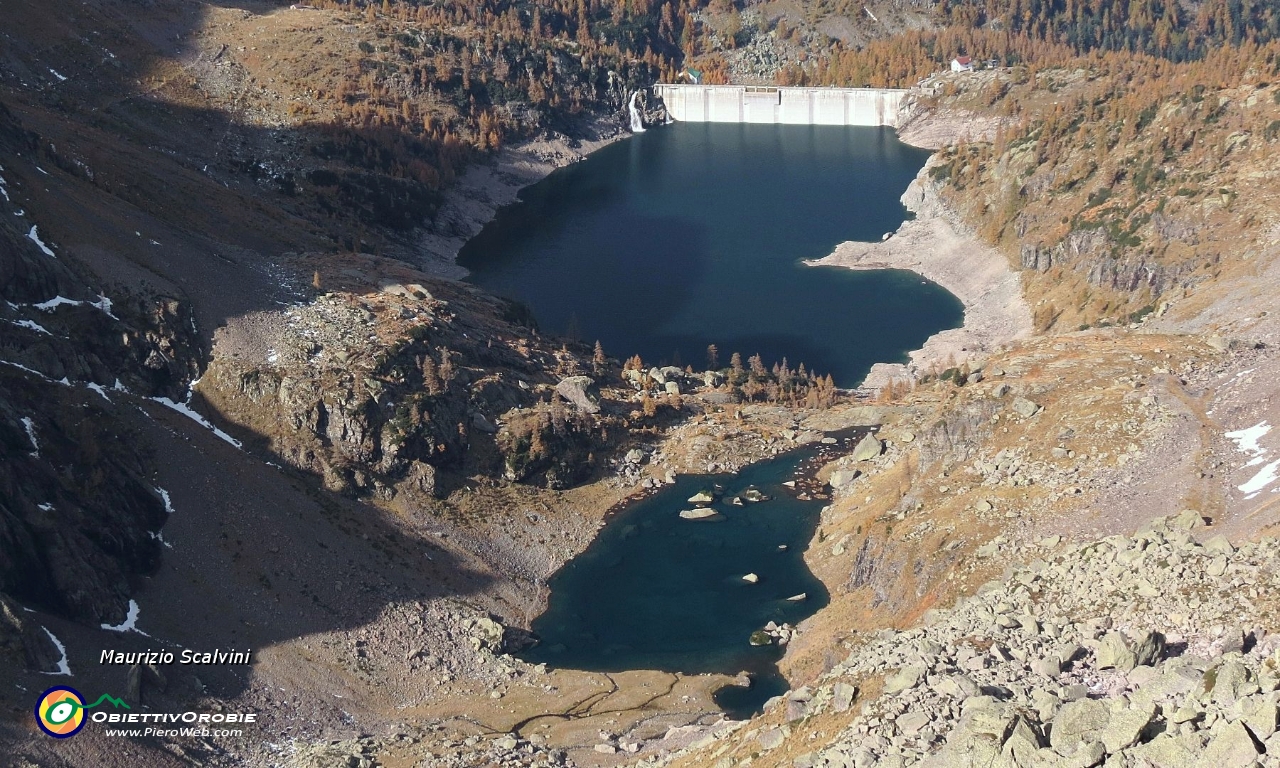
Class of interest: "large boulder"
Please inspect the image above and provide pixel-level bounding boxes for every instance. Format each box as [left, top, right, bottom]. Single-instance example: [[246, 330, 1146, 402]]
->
[[832, 682, 858, 713], [555, 376, 601, 413], [466, 616, 506, 652], [1099, 700, 1156, 753], [1202, 721, 1263, 764], [1095, 632, 1138, 672], [1012, 397, 1041, 417], [1050, 699, 1111, 753], [851, 433, 883, 462], [829, 469, 860, 488], [1132, 630, 1167, 667]]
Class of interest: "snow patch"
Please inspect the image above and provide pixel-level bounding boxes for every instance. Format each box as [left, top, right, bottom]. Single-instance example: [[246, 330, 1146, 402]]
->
[[85, 382, 111, 401], [0, 359, 63, 383], [100, 599, 148, 636], [27, 225, 56, 257], [40, 628, 72, 676], [155, 486, 174, 514], [20, 416, 38, 456], [6, 318, 52, 335], [1241, 459, 1280, 499], [32, 294, 117, 319], [1227, 421, 1271, 457], [150, 397, 244, 449], [1227, 421, 1272, 468], [33, 296, 80, 311]]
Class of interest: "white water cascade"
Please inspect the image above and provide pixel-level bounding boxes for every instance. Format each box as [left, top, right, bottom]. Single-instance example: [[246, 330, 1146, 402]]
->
[[628, 91, 646, 133]]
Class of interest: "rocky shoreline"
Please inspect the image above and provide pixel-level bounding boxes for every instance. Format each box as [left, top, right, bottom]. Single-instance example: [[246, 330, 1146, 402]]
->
[[416, 115, 629, 278], [809, 155, 1033, 391]]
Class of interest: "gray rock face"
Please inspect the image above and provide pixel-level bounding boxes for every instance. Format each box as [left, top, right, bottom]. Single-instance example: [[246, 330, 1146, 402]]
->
[[1133, 630, 1167, 667], [1202, 721, 1262, 764], [832, 682, 857, 713], [851, 433, 884, 462], [555, 375, 600, 413], [0, 594, 62, 673], [1051, 699, 1110, 752], [470, 411, 498, 433], [1096, 631, 1138, 672], [1011, 396, 1040, 417], [1099, 700, 1155, 753], [758, 727, 785, 750], [829, 469, 860, 488], [406, 460, 440, 498], [884, 665, 926, 693], [1172, 508, 1207, 529]]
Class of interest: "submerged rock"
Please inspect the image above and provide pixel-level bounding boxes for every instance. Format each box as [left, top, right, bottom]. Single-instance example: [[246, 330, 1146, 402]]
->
[[679, 508, 719, 520]]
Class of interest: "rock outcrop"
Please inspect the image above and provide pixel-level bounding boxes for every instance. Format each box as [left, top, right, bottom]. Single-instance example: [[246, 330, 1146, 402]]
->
[[645, 512, 1280, 768], [0, 104, 200, 629]]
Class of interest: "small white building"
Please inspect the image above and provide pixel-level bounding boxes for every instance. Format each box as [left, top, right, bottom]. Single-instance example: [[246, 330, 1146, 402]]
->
[[950, 56, 974, 73]]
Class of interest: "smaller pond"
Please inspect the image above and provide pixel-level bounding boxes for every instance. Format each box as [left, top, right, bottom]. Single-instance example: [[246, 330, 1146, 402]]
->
[[519, 433, 863, 719]]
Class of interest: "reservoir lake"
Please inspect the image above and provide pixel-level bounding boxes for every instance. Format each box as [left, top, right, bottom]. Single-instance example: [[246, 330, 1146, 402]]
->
[[459, 122, 961, 386], [462, 122, 960, 717]]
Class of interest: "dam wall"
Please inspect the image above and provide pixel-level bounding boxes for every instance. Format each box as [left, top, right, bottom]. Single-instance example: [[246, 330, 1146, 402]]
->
[[652, 85, 907, 127]]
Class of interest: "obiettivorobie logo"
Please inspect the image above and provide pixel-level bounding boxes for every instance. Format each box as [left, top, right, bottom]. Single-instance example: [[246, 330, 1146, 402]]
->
[[34, 686, 257, 739], [34, 686, 130, 738]]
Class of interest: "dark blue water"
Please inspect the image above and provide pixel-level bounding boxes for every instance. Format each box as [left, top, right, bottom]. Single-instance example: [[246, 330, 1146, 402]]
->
[[466, 123, 961, 719], [458, 122, 962, 386], [519, 435, 864, 719]]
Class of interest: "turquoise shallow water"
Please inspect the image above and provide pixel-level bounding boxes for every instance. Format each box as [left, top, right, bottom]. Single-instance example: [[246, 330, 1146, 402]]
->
[[458, 122, 962, 387]]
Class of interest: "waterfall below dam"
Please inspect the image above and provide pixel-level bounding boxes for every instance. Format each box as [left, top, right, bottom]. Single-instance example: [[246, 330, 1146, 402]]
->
[[652, 84, 906, 127], [629, 91, 646, 133]]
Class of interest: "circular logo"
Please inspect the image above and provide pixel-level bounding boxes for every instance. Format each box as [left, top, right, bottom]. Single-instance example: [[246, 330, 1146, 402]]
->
[[35, 686, 87, 738]]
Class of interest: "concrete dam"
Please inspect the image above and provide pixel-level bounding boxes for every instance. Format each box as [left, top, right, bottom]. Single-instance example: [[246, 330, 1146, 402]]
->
[[652, 84, 907, 127]]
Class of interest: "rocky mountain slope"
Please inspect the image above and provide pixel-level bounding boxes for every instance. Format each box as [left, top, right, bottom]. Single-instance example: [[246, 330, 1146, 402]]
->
[[3, 2, 1280, 768], [0, 0, 719, 764]]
